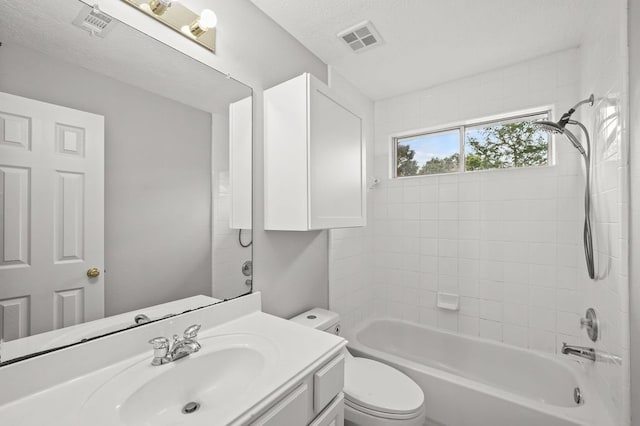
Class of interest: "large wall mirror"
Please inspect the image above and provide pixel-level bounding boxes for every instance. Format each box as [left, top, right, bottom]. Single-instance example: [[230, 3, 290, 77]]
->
[[0, 0, 253, 364]]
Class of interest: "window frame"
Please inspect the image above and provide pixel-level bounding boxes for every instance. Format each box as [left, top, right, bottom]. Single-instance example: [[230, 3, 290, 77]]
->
[[391, 107, 554, 179]]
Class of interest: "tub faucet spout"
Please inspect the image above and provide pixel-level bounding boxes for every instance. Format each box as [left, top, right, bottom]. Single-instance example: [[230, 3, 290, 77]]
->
[[561, 342, 595, 362]]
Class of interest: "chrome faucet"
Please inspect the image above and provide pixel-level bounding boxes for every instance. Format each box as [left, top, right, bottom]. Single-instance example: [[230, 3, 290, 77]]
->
[[561, 342, 596, 362], [148, 324, 202, 366], [135, 313, 173, 326]]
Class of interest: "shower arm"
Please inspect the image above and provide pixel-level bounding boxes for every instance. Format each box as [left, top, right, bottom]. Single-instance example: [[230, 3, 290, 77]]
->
[[559, 95, 595, 127], [570, 95, 595, 112]]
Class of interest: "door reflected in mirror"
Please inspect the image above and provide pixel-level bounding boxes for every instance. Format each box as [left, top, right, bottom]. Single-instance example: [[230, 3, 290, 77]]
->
[[0, 0, 252, 364]]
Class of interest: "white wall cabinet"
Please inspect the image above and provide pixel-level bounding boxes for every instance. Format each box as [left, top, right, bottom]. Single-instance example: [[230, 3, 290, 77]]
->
[[264, 73, 365, 231]]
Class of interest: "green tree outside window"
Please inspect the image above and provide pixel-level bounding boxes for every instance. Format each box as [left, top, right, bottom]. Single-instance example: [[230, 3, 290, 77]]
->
[[395, 115, 548, 177]]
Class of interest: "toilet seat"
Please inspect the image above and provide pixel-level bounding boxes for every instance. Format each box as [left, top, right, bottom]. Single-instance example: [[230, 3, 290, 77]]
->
[[343, 356, 424, 420], [344, 398, 424, 421]]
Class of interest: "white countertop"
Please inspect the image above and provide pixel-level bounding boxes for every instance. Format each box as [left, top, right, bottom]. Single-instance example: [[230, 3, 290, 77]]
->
[[0, 294, 345, 425], [1, 295, 220, 362]]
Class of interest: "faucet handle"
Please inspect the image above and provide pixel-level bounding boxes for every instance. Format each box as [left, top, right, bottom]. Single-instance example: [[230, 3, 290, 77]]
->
[[183, 324, 201, 339], [579, 308, 599, 342], [148, 336, 170, 349], [149, 337, 169, 356], [149, 336, 170, 366], [580, 317, 593, 328]]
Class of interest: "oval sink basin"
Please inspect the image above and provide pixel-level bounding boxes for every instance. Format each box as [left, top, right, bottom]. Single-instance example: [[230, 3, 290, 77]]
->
[[79, 333, 279, 425]]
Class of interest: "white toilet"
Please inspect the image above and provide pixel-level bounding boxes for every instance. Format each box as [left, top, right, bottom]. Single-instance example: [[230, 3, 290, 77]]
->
[[291, 309, 426, 426]]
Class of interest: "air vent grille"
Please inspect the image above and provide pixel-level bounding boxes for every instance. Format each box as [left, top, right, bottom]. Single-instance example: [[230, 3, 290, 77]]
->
[[338, 21, 383, 53], [72, 5, 117, 38]]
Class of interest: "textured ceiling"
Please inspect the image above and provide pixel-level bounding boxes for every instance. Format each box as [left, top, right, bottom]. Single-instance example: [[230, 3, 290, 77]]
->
[[0, 0, 250, 113], [251, 0, 591, 100]]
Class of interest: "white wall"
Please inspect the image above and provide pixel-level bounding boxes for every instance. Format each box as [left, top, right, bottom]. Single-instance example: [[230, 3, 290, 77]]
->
[[84, 0, 330, 318], [327, 67, 376, 330], [629, 0, 640, 423], [0, 43, 213, 315], [579, 0, 630, 424]]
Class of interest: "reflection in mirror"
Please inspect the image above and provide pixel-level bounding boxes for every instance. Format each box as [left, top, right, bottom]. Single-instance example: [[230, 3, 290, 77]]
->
[[0, 0, 252, 364]]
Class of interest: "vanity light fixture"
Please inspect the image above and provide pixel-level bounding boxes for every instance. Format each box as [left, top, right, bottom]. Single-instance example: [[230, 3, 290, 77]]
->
[[121, 0, 216, 52], [183, 9, 217, 38], [147, 0, 172, 16]]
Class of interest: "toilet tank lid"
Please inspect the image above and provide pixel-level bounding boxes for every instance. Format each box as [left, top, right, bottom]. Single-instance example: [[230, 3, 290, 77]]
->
[[290, 308, 340, 331]]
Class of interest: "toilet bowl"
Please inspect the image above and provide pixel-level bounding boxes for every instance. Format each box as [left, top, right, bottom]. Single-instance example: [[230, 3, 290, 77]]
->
[[290, 309, 426, 426]]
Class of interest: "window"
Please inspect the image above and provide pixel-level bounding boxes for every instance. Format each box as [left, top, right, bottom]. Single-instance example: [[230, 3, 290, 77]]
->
[[394, 111, 551, 178]]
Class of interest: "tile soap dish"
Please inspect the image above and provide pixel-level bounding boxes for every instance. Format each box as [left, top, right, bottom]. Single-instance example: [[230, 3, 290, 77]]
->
[[437, 292, 460, 311]]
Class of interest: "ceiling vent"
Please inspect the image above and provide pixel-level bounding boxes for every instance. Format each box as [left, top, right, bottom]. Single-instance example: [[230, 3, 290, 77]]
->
[[338, 21, 384, 53], [72, 5, 118, 38]]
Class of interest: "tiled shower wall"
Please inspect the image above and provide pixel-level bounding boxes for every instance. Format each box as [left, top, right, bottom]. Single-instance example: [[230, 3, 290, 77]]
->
[[370, 48, 589, 353], [578, 0, 630, 423], [212, 113, 252, 300], [328, 7, 630, 426]]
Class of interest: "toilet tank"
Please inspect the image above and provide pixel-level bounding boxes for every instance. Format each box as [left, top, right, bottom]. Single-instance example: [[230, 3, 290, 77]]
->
[[290, 308, 341, 336]]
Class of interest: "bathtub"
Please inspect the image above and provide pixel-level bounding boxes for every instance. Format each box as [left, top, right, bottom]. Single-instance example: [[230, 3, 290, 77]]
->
[[345, 318, 614, 426]]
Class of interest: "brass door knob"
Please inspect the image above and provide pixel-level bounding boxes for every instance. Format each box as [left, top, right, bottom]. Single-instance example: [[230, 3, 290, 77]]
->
[[87, 268, 100, 278]]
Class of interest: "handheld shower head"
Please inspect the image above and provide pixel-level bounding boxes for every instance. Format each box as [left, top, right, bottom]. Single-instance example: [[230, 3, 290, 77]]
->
[[533, 119, 587, 157], [533, 94, 594, 158], [562, 127, 587, 157], [533, 120, 565, 135], [535, 95, 596, 280]]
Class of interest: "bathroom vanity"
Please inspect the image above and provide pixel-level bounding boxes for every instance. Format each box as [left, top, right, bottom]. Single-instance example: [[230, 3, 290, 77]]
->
[[0, 293, 346, 425]]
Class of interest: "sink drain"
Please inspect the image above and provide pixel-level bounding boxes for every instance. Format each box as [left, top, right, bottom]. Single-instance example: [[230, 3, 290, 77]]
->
[[182, 402, 201, 414], [574, 387, 582, 405]]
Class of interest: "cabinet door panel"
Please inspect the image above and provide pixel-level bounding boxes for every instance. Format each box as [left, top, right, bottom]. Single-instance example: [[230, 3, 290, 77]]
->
[[310, 393, 345, 426], [309, 85, 364, 229], [314, 355, 344, 413], [251, 383, 309, 426]]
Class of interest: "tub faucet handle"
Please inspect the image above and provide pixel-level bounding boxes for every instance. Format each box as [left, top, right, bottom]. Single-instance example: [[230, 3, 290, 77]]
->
[[580, 317, 593, 328], [579, 308, 598, 342]]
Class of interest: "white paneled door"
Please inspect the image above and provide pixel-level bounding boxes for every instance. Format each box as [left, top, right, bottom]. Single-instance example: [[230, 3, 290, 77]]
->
[[0, 92, 104, 341]]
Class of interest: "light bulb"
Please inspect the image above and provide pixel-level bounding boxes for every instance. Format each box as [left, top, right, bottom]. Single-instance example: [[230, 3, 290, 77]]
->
[[187, 9, 217, 37], [148, 0, 172, 15], [198, 9, 217, 30], [180, 25, 193, 37]]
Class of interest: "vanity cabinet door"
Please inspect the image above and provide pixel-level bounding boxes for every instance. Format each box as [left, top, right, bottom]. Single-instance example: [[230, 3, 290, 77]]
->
[[313, 355, 344, 414], [250, 383, 309, 426], [309, 393, 344, 426]]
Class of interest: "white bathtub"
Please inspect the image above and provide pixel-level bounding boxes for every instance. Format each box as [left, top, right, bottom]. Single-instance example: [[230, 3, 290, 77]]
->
[[345, 318, 614, 426]]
